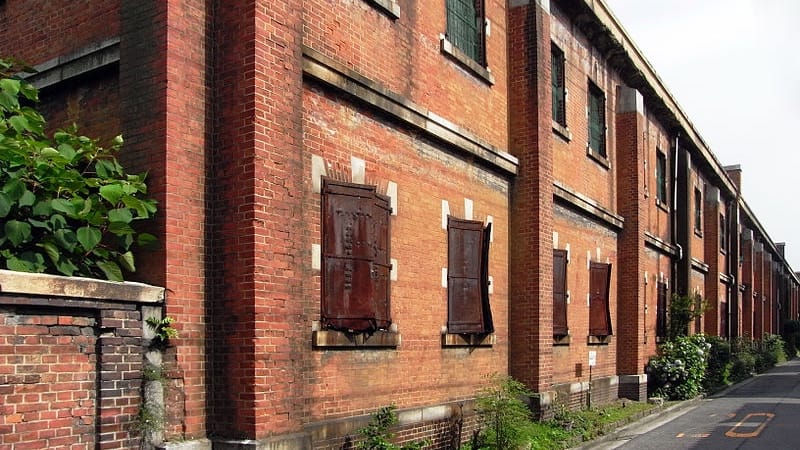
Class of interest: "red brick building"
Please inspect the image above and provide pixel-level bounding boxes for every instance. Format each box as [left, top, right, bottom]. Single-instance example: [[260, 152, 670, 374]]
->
[[507, 0, 800, 414], [1, 0, 799, 448], [2, 0, 517, 448]]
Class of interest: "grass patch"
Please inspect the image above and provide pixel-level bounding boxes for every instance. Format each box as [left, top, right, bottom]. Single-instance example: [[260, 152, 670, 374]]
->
[[522, 400, 659, 449]]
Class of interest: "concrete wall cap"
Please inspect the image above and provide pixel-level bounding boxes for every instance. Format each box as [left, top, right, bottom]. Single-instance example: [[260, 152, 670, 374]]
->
[[0, 270, 165, 303]]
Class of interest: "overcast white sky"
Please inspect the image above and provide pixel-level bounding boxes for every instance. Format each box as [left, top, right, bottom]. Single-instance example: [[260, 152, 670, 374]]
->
[[604, 0, 800, 271]]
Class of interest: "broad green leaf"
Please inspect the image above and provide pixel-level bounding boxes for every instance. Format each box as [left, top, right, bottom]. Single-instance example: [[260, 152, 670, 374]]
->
[[18, 190, 35, 207], [51, 198, 76, 216], [99, 184, 124, 204], [108, 221, 135, 235], [5, 220, 31, 246], [7, 256, 35, 272], [8, 115, 29, 133], [32, 199, 52, 216], [121, 233, 134, 249], [118, 251, 135, 273], [2, 179, 25, 201], [38, 241, 60, 264], [78, 197, 92, 217], [0, 78, 20, 96], [40, 147, 61, 159], [137, 233, 158, 247], [27, 218, 49, 229], [0, 192, 11, 218], [108, 208, 133, 224], [77, 226, 102, 251], [55, 258, 77, 276], [57, 143, 76, 161], [0, 91, 19, 111], [96, 260, 123, 281], [18, 251, 46, 272], [49, 214, 67, 230], [95, 159, 110, 178], [18, 81, 38, 102], [54, 229, 77, 251]]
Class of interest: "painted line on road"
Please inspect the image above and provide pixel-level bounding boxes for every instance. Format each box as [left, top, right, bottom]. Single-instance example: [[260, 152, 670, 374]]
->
[[725, 412, 774, 438]]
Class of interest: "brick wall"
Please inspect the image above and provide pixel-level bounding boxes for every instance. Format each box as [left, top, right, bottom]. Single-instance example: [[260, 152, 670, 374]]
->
[[0, 0, 118, 66], [0, 271, 164, 450], [0, 310, 97, 449]]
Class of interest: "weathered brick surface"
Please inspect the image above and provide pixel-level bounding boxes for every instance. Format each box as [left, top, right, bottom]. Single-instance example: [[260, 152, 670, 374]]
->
[[0, 305, 147, 450], [0, 310, 97, 450], [0, 0, 118, 66]]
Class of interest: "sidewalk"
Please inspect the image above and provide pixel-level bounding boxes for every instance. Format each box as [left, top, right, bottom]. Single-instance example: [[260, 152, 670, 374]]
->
[[569, 363, 773, 450]]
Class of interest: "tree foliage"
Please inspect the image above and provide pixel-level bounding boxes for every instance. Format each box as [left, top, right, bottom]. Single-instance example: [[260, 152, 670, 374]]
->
[[0, 58, 156, 281]]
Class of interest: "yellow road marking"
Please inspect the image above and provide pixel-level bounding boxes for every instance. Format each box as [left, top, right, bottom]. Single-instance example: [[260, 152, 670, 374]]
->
[[725, 413, 775, 438]]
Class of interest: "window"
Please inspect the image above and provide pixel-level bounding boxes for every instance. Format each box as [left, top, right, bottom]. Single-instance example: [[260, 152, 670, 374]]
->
[[656, 150, 667, 205], [694, 188, 702, 233], [587, 81, 606, 158], [589, 262, 612, 336], [551, 44, 566, 127], [447, 217, 493, 334], [553, 249, 568, 336], [656, 282, 668, 338], [446, 0, 486, 65], [321, 179, 392, 333], [720, 214, 727, 251]]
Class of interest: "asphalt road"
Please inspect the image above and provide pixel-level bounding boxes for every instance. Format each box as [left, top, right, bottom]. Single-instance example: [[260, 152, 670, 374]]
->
[[587, 358, 800, 450]]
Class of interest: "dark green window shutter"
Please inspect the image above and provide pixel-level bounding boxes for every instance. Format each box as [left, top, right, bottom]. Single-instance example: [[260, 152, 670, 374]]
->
[[656, 282, 667, 338], [551, 45, 566, 126], [446, 0, 485, 65], [694, 188, 702, 232], [588, 82, 606, 158], [656, 151, 667, 204]]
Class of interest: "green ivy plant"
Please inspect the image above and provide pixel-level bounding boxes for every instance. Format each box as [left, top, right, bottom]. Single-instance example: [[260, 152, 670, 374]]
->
[[0, 58, 156, 281]]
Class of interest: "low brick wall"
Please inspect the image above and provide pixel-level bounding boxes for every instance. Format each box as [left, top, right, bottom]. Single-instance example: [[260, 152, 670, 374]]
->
[[0, 270, 164, 450]]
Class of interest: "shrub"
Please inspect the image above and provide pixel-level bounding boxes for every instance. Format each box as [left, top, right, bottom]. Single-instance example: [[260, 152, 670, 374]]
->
[[667, 293, 708, 340], [703, 335, 732, 392], [470, 374, 534, 450], [756, 334, 786, 371], [782, 320, 800, 358], [0, 58, 156, 281], [646, 334, 709, 400], [729, 336, 756, 382], [355, 405, 429, 450]]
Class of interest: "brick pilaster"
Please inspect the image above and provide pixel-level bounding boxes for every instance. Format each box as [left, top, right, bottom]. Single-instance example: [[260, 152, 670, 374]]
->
[[615, 86, 647, 378], [508, 0, 554, 395]]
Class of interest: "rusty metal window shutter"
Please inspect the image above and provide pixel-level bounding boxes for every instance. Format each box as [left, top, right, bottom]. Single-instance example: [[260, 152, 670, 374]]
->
[[553, 249, 568, 336], [447, 217, 492, 334], [656, 281, 668, 338], [589, 262, 612, 336], [321, 180, 391, 332]]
